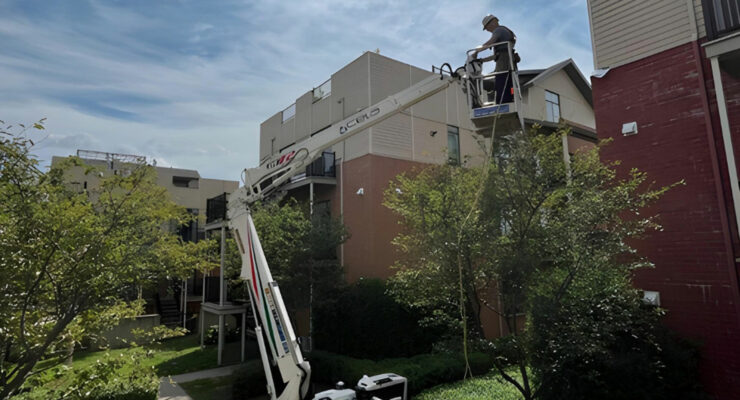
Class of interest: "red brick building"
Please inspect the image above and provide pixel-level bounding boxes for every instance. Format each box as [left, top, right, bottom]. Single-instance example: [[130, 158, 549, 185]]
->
[[587, 1, 740, 397]]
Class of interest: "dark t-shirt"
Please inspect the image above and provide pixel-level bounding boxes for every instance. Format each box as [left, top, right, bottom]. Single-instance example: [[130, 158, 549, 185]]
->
[[489, 26, 515, 53]]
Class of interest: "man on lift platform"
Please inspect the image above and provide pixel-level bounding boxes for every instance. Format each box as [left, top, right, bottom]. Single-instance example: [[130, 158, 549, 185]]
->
[[473, 14, 519, 104]]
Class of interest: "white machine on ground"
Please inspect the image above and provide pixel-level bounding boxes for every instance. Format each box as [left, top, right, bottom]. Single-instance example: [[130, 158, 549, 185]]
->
[[226, 44, 521, 400]]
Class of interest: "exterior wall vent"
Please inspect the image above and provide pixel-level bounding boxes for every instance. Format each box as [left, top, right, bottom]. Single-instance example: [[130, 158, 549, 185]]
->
[[622, 121, 638, 136]]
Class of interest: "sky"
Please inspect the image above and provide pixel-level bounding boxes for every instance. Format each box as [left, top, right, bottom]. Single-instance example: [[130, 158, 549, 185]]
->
[[0, 0, 594, 181]]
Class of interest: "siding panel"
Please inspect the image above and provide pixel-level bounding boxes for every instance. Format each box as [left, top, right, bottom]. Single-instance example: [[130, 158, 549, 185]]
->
[[331, 53, 370, 123], [294, 92, 312, 143], [259, 113, 282, 162], [369, 54, 412, 105], [311, 96, 332, 134], [372, 113, 412, 159], [589, 0, 695, 68]]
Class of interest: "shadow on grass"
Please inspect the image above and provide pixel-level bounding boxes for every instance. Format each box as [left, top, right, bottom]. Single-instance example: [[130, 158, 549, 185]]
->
[[156, 337, 260, 376]]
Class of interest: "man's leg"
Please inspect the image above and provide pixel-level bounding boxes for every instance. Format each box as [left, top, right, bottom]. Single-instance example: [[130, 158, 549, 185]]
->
[[494, 54, 513, 104]]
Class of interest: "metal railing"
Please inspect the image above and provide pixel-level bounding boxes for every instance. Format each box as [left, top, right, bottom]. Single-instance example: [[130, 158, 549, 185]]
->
[[703, 0, 740, 40], [465, 41, 522, 109], [206, 193, 228, 223], [305, 151, 336, 178]]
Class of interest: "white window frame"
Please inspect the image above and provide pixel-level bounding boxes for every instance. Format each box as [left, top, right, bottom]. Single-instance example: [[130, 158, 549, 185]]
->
[[545, 90, 560, 123]]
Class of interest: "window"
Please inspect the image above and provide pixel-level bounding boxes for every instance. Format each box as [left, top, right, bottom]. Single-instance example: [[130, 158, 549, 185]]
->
[[312, 79, 331, 102], [177, 208, 199, 242], [173, 176, 199, 189], [271, 138, 276, 155], [545, 90, 560, 123], [282, 103, 296, 122], [447, 125, 460, 165]]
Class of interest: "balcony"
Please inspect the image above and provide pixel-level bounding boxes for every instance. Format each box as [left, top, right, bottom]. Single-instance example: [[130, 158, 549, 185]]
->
[[284, 151, 337, 190], [306, 151, 336, 178], [703, 0, 740, 40], [206, 193, 228, 224]]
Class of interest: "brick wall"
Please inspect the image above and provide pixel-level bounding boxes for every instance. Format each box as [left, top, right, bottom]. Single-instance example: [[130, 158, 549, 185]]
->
[[592, 41, 740, 398]]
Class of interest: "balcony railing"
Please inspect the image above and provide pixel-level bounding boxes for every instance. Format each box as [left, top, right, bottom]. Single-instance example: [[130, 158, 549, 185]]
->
[[306, 151, 336, 178], [703, 0, 740, 40], [206, 192, 228, 224]]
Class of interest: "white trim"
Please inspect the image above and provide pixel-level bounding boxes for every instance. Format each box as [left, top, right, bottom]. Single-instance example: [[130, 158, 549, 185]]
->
[[586, 0, 598, 70], [686, 0, 698, 41], [710, 56, 740, 240], [368, 54, 373, 155]]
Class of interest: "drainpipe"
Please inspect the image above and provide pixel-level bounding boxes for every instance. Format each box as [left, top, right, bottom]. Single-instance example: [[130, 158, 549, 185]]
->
[[710, 57, 740, 239], [692, 41, 740, 321]]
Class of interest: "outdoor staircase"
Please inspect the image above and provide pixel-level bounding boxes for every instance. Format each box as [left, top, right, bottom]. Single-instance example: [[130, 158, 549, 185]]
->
[[159, 297, 181, 327]]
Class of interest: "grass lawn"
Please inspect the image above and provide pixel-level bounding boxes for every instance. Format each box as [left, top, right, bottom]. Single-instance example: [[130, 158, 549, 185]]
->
[[416, 372, 523, 400], [66, 334, 220, 376], [180, 375, 236, 400], [31, 334, 244, 393]]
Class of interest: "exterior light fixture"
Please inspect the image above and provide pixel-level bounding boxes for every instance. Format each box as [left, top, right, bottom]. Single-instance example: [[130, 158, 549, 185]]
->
[[622, 121, 638, 136]]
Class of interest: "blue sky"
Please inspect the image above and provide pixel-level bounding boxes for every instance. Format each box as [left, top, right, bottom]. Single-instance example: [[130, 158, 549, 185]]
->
[[0, 0, 594, 181]]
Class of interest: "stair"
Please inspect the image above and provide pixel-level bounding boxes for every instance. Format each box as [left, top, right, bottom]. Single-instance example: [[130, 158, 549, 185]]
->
[[159, 298, 181, 327]]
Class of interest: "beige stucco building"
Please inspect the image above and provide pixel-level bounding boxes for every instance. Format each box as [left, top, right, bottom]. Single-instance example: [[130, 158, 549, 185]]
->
[[51, 150, 239, 327], [259, 51, 597, 338], [52, 150, 238, 240]]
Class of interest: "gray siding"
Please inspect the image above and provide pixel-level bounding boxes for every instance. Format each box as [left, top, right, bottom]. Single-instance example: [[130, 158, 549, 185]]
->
[[369, 54, 412, 104], [260, 113, 282, 162], [332, 53, 371, 119], [589, 0, 703, 69], [372, 113, 413, 159], [295, 92, 312, 143], [312, 96, 332, 133]]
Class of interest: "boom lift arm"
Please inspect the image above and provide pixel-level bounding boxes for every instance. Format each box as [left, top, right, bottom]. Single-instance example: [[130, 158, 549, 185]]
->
[[227, 48, 521, 400], [226, 70, 460, 400]]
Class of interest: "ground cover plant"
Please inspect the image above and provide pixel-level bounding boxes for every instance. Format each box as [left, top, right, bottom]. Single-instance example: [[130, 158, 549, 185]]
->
[[14, 335, 222, 399], [416, 372, 522, 400]]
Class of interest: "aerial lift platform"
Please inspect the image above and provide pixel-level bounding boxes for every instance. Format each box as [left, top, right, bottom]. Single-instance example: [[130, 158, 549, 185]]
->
[[464, 42, 526, 136]]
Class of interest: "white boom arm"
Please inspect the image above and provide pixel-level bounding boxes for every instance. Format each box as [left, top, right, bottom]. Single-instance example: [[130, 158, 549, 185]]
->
[[226, 71, 460, 400], [234, 72, 460, 205]]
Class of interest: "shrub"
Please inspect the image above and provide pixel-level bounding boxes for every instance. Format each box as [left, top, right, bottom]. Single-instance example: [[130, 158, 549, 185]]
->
[[231, 359, 267, 400], [313, 279, 442, 359], [529, 278, 709, 400], [203, 324, 241, 345], [231, 351, 492, 398], [308, 350, 492, 395], [15, 351, 158, 400]]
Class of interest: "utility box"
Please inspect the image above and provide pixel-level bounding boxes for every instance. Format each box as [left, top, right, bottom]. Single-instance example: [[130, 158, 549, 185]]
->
[[355, 373, 407, 400]]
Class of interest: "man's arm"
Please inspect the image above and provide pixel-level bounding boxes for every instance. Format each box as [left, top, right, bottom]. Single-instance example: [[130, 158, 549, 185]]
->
[[473, 32, 500, 58]]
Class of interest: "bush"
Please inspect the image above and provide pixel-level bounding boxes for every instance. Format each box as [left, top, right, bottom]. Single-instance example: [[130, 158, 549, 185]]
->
[[529, 278, 709, 400], [230, 351, 492, 398], [308, 350, 492, 395], [313, 279, 442, 359], [231, 359, 267, 400], [15, 351, 158, 400], [203, 324, 241, 345]]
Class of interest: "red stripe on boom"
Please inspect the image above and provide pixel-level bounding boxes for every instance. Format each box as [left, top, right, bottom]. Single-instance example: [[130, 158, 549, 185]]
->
[[246, 222, 259, 303]]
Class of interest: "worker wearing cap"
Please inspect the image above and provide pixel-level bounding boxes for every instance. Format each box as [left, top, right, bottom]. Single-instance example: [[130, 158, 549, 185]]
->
[[474, 14, 517, 103]]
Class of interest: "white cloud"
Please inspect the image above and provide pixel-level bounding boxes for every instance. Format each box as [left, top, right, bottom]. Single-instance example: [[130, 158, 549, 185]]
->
[[0, 0, 594, 182]]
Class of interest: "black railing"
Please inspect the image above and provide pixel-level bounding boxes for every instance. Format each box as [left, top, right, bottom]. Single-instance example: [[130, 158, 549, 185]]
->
[[206, 193, 228, 223], [306, 151, 336, 178], [703, 0, 740, 40]]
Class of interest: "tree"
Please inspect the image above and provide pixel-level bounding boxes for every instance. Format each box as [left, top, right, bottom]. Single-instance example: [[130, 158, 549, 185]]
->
[[223, 199, 348, 322], [384, 165, 496, 338], [385, 127, 689, 399], [0, 120, 197, 398]]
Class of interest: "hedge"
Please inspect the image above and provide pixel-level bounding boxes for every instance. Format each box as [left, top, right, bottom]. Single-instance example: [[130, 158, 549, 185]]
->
[[313, 279, 443, 360], [231, 351, 493, 399]]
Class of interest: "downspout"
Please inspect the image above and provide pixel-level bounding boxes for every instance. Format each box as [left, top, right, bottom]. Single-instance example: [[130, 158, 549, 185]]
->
[[691, 40, 740, 322]]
